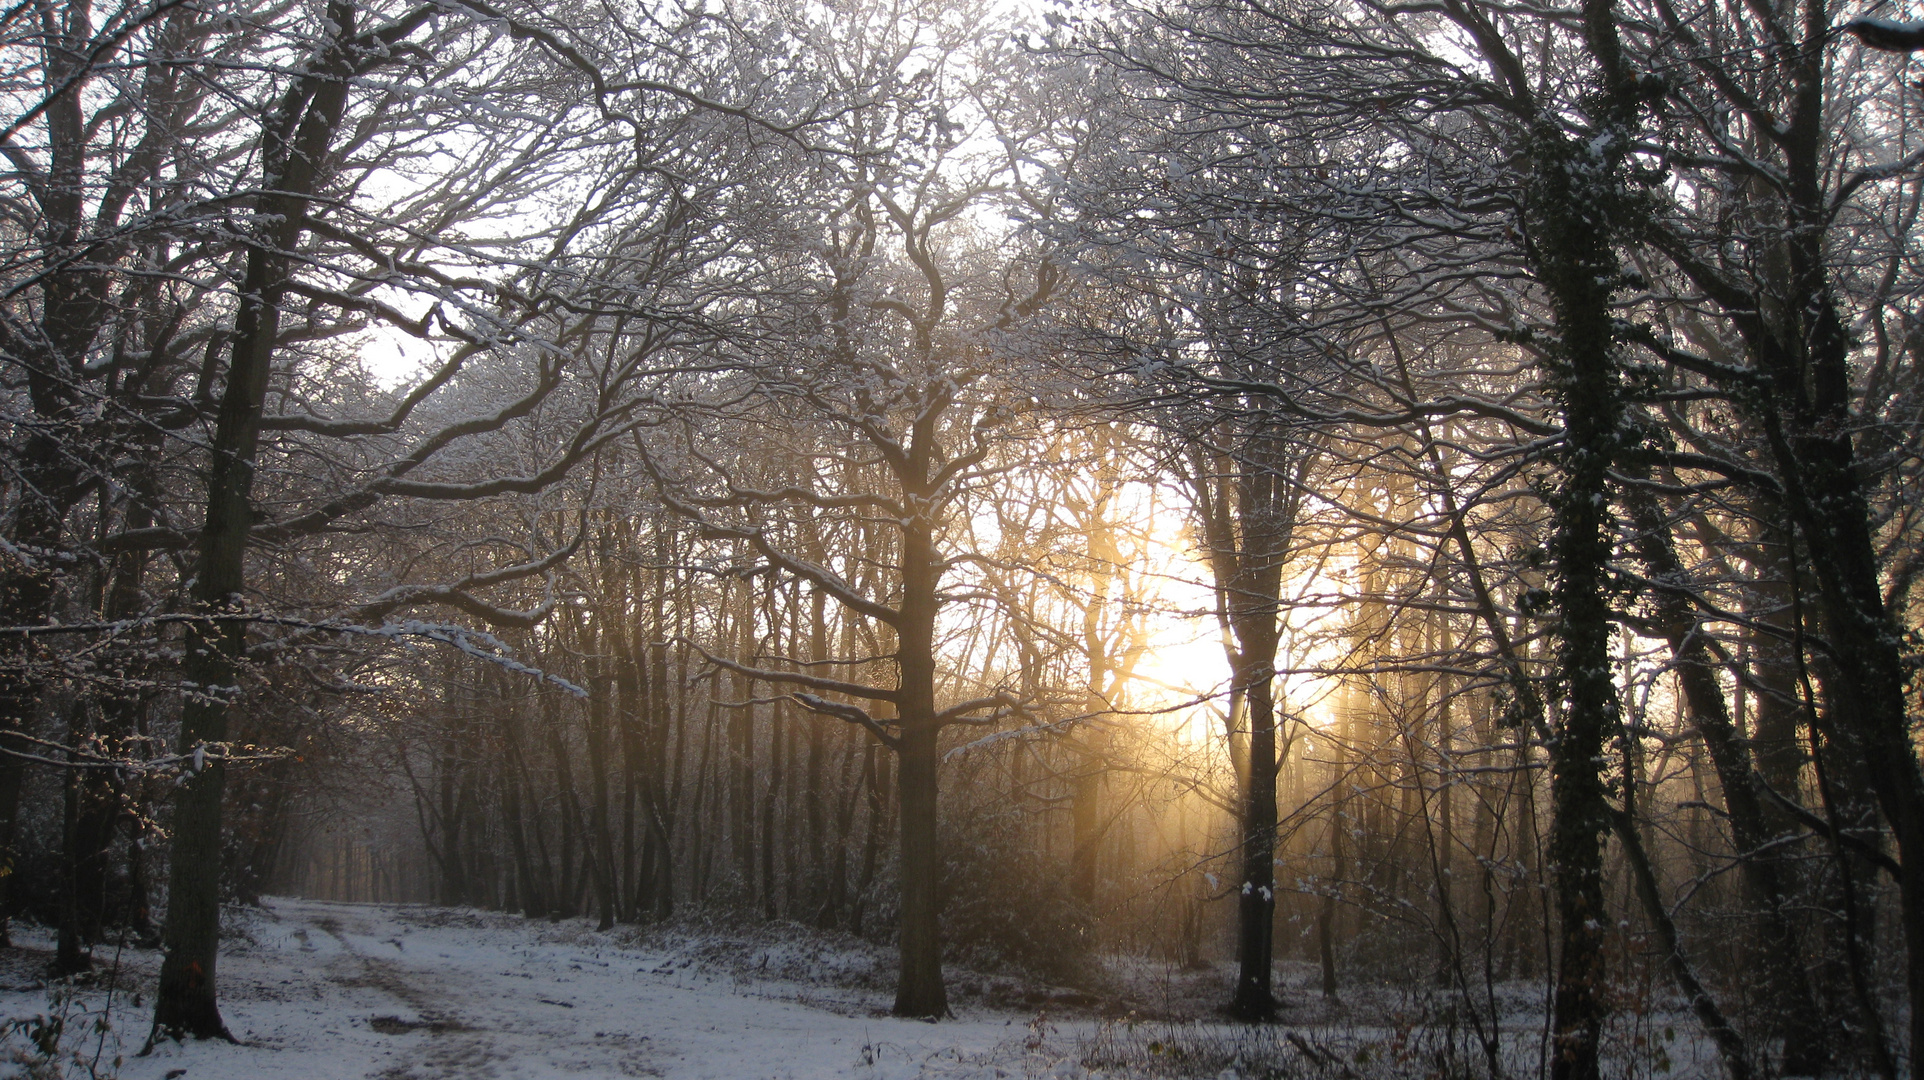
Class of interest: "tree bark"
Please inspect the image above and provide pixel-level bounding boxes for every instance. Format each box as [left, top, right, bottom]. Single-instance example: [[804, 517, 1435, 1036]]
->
[[152, 3, 362, 1040], [1759, 244, 1924, 1079], [892, 515, 946, 1018], [587, 651, 619, 931], [1626, 486, 1831, 1072], [1231, 672, 1281, 1021], [1184, 437, 1298, 1022], [547, 694, 583, 918], [1527, 87, 1633, 1080]]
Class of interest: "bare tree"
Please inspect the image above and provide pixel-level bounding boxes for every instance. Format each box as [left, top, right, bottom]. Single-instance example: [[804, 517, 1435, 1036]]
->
[[631, 0, 1072, 1017]]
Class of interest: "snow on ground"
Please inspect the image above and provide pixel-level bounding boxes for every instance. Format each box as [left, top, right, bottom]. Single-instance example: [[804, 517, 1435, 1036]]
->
[[0, 897, 1079, 1080], [0, 898, 1728, 1080]]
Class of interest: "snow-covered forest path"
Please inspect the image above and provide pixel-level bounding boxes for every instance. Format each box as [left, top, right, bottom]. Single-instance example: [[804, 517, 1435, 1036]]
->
[[35, 898, 1049, 1080]]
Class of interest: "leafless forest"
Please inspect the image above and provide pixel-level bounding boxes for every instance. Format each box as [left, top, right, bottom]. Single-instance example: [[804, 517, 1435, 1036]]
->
[[4, 0, 1923, 1077]]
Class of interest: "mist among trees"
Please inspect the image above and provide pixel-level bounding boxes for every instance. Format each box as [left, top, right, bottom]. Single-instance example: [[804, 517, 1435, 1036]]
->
[[4, 0, 1923, 1076]]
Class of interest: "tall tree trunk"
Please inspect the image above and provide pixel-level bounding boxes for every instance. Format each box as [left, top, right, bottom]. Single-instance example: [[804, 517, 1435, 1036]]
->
[[892, 517, 946, 1019], [851, 740, 884, 935], [498, 696, 549, 918], [437, 740, 466, 904], [1760, 201, 1924, 1080], [1231, 668, 1280, 1020], [1185, 436, 1298, 1022], [151, 4, 361, 1040], [1319, 691, 1351, 1000], [821, 731, 861, 929], [1524, 6, 1642, 1060], [0, 439, 80, 947], [650, 638, 680, 919], [587, 651, 619, 931], [65, 466, 161, 964], [0, 0, 172, 945], [55, 710, 92, 976], [500, 752, 538, 917], [730, 584, 754, 895], [806, 591, 829, 917], [617, 592, 644, 922], [691, 690, 718, 902], [1530, 117, 1627, 1080], [1627, 486, 1831, 1072], [547, 695, 583, 918], [762, 697, 783, 921], [1069, 486, 1127, 909]]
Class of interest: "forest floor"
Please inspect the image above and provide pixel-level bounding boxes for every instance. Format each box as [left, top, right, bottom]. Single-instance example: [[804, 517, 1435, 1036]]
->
[[0, 897, 1719, 1080]]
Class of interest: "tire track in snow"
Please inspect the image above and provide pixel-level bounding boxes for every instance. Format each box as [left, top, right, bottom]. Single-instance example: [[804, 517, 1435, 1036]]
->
[[313, 912, 511, 1079]]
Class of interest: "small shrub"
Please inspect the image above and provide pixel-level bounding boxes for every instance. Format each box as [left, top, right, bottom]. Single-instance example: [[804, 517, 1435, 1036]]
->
[[1075, 1015, 1508, 1080], [2, 977, 128, 1080], [1077, 1020, 1352, 1080], [941, 808, 1093, 983]]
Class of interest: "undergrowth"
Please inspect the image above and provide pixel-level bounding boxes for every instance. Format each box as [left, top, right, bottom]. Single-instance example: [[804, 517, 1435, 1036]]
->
[[2, 973, 130, 1080]]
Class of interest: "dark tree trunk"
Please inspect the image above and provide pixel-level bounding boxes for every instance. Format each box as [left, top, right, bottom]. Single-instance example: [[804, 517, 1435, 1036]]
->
[[0, 1, 145, 945], [1762, 264, 1924, 1078], [1318, 821, 1342, 997], [730, 587, 754, 894], [649, 638, 679, 920], [54, 733, 92, 976], [1517, 4, 1650, 1061], [1627, 488, 1831, 1072], [66, 467, 162, 961], [617, 609, 644, 922], [586, 652, 619, 931], [1230, 673, 1280, 1020], [547, 697, 582, 918], [850, 740, 884, 936], [152, 4, 364, 1040], [892, 517, 946, 1019], [0, 438, 80, 946], [1183, 436, 1298, 1023], [1528, 106, 1629, 1080], [501, 754, 539, 917], [691, 690, 717, 901], [821, 732, 860, 929], [762, 696, 782, 921], [498, 700, 549, 917], [1320, 700, 1351, 1000], [436, 742, 467, 904], [1069, 766, 1101, 906], [806, 592, 829, 915]]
